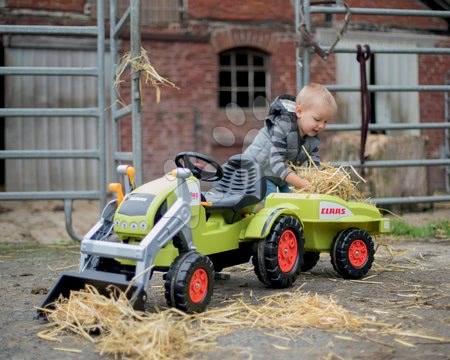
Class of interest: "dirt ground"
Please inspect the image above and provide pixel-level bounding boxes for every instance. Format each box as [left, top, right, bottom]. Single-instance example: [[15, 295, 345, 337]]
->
[[0, 200, 449, 359]]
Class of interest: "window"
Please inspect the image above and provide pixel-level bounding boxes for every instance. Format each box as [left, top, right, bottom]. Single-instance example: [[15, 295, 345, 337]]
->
[[218, 48, 269, 108], [141, 0, 182, 24]]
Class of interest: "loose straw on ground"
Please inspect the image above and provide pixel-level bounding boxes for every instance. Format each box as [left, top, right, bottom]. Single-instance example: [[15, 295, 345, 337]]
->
[[38, 286, 392, 359]]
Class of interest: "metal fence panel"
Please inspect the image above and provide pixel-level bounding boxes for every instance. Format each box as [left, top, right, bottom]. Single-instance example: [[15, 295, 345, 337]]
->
[[5, 46, 101, 191], [297, 1, 450, 205]]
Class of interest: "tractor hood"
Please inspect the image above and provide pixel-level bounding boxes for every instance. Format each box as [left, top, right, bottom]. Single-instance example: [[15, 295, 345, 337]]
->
[[113, 175, 178, 240], [112, 173, 201, 240], [117, 193, 156, 217]]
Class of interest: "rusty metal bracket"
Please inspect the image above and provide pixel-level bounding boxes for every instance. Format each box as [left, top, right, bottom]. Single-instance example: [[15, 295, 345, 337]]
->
[[298, 0, 351, 61]]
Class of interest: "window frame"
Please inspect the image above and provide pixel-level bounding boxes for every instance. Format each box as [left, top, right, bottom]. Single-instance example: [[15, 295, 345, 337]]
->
[[218, 48, 270, 109]]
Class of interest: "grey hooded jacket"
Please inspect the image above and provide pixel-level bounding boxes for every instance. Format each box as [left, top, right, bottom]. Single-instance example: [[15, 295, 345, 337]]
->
[[243, 94, 320, 187]]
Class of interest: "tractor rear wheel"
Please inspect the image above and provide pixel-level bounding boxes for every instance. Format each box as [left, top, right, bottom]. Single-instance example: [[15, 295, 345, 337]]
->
[[253, 215, 304, 288], [164, 251, 214, 313], [301, 252, 321, 272], [331, 228, 374, 279]]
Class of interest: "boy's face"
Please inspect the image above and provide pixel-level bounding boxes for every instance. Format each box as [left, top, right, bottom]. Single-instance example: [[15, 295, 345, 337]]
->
[[295, 104, 334, 137]]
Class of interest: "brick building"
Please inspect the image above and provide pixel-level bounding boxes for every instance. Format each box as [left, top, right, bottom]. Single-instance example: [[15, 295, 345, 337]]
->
[[1, 0, 449, 196]]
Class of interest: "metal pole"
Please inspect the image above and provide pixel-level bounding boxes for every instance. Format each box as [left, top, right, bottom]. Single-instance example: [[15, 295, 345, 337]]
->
[[97, 0, 106, 208], [110, 0, 119, 181], [0, 25, 98, 35], [445, 71, 450, 192], [325, 84, 450, 92], [130, 0, 143, 186], [372, 194, 450, 205], [325, 47, 450, 55], [331, 159, 450, 168], [311, 6, 450, 17], [303, 0, 311, 86], [327, 122, 450, 131], [295, 0, 302, 92], [110, 1, 133, 173], [0, 67, 98, 75]]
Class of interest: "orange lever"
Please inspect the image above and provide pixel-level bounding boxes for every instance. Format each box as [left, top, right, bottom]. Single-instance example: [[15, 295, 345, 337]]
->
[[109, 183, 124, 205], [126, 166, 136, 189]]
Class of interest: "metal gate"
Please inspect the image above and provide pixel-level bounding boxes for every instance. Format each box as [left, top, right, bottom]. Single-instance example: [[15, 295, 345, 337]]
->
[[0, 1, 107, 240], [296, 0, 450, 205], [0, 0, 145, 241]]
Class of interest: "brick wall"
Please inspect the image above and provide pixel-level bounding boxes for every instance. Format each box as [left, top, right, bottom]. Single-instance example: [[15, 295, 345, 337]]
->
[[187, 0, 294, 22], [116, 27, 299, 176], [2, 0, 449, 193], [3, 0, 90, 26], [7, 0, 84, 12], [419, 38, 450, 192]]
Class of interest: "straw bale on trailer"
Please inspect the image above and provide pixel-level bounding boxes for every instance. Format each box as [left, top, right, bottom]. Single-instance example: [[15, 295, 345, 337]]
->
[[289, 162, 367, 202]]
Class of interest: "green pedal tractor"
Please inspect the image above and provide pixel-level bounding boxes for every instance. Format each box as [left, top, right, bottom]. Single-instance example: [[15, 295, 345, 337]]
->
[[38, 152, 390, 314]]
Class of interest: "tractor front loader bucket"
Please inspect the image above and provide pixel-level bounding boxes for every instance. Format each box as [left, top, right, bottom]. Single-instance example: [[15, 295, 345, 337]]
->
[[36, 168, 197, 320], [36, 270, 146, 319]]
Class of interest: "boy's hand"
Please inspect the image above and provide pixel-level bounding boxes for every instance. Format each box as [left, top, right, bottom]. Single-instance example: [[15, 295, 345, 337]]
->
[[297, 178, 311, 189], [285, 172, 311, 189]]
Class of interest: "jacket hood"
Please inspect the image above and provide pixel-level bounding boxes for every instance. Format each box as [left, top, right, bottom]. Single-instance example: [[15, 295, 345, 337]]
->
[[267, 94, 296, 117]]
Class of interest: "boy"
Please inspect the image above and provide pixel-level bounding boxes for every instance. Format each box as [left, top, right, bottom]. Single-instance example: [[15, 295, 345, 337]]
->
[[244, 83, 337, 196]]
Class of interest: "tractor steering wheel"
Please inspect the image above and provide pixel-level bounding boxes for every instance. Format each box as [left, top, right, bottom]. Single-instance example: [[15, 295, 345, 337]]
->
[[175, 151, 223, 182]]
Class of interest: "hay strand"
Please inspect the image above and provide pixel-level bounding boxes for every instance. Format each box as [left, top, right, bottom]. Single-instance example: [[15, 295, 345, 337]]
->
[[288, 146, 368, 202], [53, 347, 82, 353], [115, 47, 178, 104], [290, 162, 367, 202]]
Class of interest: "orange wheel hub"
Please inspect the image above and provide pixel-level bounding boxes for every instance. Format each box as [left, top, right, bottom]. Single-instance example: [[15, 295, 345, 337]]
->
[[348, 240, 368, 268], [189, 268, 208, 303], [278, 229, 298, 273]]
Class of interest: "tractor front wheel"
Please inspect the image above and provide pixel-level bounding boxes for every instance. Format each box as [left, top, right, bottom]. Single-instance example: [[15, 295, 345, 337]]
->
[[164, 251, 214, 313], [331, 228, 374, 279], [253, 215, 304, 288]]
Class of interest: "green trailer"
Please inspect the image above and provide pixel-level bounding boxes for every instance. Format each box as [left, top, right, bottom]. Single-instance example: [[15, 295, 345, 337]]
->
[[38, 152, 390, 315]]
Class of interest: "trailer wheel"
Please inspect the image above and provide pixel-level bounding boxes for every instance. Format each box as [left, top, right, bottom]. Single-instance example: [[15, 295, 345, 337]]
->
[[253, 215, 304, 288], [301, 252, 321, 272], [164, 251, 214, 313], [331, 228, 374, 279]]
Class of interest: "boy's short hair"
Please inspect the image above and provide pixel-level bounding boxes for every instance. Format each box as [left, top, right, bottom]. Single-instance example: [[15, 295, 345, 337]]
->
[[296, 83, 337, 115]]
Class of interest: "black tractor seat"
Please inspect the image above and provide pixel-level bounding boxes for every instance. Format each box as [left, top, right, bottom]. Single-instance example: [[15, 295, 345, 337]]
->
[[202, 154, 266, 212]]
